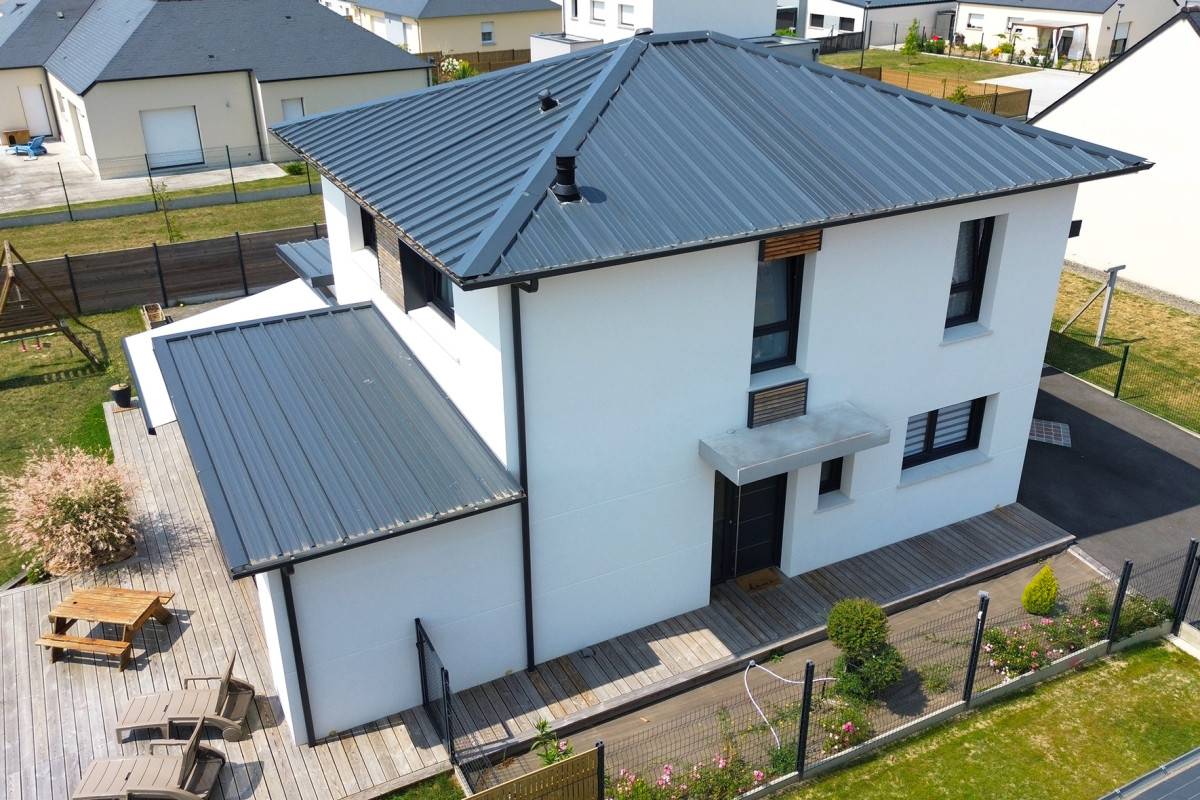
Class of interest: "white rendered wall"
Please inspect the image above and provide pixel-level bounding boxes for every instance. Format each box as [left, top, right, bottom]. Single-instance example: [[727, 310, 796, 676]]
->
[[323, 181, 520, 470], [255, 571, 305, 743], [565, 0, 777, 41], [518, 244, 757, 660], [1035, 18, 1199, 302], [780, 188, 1078, 573], [288, 506, 525, 738]]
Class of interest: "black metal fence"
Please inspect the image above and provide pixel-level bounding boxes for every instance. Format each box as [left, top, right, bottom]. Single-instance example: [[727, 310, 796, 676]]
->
[[415, 618, 502, 792], [1044, 333, 1200, 435], [594, 541, 1198, 797]]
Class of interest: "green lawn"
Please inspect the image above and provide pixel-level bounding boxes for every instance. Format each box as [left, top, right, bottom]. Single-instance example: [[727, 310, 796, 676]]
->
[[783, 642, 1200, 800], [1046, 271, 1200, 432], [378, 773, 464, 800], [0, 307, 146, 583], [3, 193, 325, 262], [821, 49, 1035, 81]]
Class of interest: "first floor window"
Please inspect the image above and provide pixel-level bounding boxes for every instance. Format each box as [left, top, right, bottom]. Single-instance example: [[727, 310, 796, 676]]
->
[[809, 13, 824, 28], [591, 0, 605, 21], [947, 216, 995, 328], [903, 398, 985, 468], [751, 256, 803, 372], [819, 458, 844, 495], [481, 21, 494, 44], [399, 240, 455, 322], [618, 3, 634, 26], [359, 205, 377, 253], [838, 17, 854, 31]]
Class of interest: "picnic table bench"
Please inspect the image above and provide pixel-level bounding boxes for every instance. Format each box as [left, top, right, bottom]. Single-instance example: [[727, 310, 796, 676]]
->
[[36, 586, 174, 671]]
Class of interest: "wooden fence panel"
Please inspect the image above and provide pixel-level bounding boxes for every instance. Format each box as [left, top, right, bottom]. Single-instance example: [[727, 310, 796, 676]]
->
[[239, 225, 327, 291], [68, 248, 163, 313], [472, 748, 599, 800], [12, 256, 76, 317], [158, 238, 244, 304]]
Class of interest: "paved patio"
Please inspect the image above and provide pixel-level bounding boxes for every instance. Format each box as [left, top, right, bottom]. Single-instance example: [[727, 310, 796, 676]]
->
[[0, 403, 1074, 800]]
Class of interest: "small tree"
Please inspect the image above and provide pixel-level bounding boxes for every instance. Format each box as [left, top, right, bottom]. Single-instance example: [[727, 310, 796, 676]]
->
[[901, 18, 921, 58], [827, 598, 905, 702], [0, 446, 137, 576], [1022, 563, 1059, 616]]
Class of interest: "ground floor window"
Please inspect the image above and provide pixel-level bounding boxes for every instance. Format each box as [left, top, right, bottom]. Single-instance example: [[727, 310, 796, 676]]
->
[[902, 398, 985, 468]]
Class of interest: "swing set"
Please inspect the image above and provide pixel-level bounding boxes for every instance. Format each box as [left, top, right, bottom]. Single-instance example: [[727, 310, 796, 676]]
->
[[0, 240, 101, 368]]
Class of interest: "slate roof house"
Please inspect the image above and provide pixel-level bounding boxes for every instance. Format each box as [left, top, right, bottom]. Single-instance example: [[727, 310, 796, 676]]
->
[[344, 0, 560, 51], [130, 31, 1147, 745], [0, 0, 430, 177], [1033, 9, 1199, 302], [953, 0, 1179, 60]]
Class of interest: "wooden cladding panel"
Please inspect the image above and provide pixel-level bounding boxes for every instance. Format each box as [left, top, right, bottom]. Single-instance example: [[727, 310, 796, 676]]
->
[[761, 229, 822, 262], [472, 747, 599, 800], [748, 379, 809, 428], [376, 230, 406, 311]]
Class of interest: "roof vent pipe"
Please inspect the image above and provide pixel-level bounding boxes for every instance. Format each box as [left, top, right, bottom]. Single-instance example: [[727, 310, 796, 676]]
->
[[634, 27, 653, 35], [538, 89, 558, 112], [552, 153, 580, 202]]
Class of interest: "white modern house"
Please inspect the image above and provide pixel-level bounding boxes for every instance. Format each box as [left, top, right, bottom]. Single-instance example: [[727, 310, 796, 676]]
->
[[128, 31, 1146, 747], [559, 0, 778, 42], [802, 0, 956, 44], [954, 0, 1178, 60], [1033, 9, 1199, 302]]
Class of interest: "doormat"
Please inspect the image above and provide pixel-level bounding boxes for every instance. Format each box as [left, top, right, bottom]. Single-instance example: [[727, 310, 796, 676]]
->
[[735, 568, 782, 594]]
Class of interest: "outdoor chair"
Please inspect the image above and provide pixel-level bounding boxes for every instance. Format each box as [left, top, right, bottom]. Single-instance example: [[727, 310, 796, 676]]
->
[[115, 653, 256, 742], [8, 135, 46, 159], [72, 721, 225, 800]]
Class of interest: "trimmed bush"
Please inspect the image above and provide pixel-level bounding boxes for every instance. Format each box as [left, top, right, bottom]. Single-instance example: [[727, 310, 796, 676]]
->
[[1022, 563, 1059, 616], [832, 645, 906, 702], [0, 446, 136, 575], [827, 598, 890, 658]]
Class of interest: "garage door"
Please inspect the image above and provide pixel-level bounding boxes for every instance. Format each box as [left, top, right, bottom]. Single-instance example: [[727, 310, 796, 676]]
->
[[140, 106, 203, 168]]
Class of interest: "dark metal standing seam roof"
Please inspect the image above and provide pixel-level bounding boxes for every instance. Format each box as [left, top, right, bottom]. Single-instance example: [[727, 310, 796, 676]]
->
[[272, 32, 1150, 290], [153, 304, 523, 578]]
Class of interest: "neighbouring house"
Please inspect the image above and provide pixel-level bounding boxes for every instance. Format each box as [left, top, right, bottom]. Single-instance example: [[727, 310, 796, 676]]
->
[[128, 31, 1146, 747], [802, 0, 957, 43], [0, 0, 430, 178], [1032, 9, 1199, 302], [343, 0, 561, 51], [954, 0, 1179, 60]]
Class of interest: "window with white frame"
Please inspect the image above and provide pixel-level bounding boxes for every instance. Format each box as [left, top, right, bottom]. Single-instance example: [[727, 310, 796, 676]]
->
[[903, 398, 985, 468], [618, 3, 634, 26], [967, 13, 984, 28], [481, 21, 494, 44], [1006, 16, 1023, 28], [591, 0, 605, 21], [946, 217, 995, 328]]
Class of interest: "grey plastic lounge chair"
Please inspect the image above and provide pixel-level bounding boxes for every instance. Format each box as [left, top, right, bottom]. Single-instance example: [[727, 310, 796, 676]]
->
[[115, 653, 255, 742], [72, 722, 224, 800]]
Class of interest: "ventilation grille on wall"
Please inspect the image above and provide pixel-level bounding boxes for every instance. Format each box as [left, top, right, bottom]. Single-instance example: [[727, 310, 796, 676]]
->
[[748, 379, 809, 428], [760, 229, 823, 261]]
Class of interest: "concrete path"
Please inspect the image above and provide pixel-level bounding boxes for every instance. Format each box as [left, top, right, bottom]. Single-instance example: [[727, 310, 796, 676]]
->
[[1019, 367, 1200, 575], [980, 68, 1091, 117]]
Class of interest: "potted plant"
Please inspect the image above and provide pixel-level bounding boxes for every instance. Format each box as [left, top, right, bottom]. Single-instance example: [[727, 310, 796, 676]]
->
[[109, 381, 132, 408]]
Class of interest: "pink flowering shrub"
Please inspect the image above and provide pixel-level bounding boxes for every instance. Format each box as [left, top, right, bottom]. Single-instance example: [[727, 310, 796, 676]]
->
[[532, 719, 574, 766], [0, 446, 136, 576], [607, 753, 767, 800]]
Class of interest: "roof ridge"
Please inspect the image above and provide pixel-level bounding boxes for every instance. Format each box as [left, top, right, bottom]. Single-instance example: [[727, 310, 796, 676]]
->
[[455, 37, 649, 281]]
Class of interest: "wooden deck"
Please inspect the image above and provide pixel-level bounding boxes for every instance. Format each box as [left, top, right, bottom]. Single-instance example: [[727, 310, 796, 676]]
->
[[0, 404, 1073, 800]]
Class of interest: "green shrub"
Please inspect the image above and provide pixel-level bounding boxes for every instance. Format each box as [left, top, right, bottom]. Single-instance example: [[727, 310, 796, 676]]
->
[[981, 625, 1048, 678], [827, 598, 890, 658], [818, 701, 873, 753], [1115, 595, 1173, 639], [1022, 563, 1059, 616], [901, 18, 921, 57], [833, 645, 906, 702], [1083, 584, 1112, 618], [283, 161, 306, 176]]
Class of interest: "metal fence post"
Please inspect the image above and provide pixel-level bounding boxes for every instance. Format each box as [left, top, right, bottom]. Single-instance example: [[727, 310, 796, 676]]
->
[[1171, 540, 1199, 635], [441, 667, 455, 763], [1106, 560, 1134, 652], [795, 660, 815, 777], [313, 221, 320, 240], [595, 741, 605, 800], [962, 591, 990, 706], [146, 154, 158, 211], [62, 253, 82, 315], [227, 145, 239, 204], [151, 242, 169, 307], [415, 618, 429, 708], [305, 160, 314, 195], [56, 163, 75, 222], [1176, 556, 1200, 636], [234, 232, 249, 296], [1113, 345, 1130, 399]]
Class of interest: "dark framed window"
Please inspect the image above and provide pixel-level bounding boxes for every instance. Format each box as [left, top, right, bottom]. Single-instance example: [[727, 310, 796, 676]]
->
[[359, 205, 377, 253], [751, 256, 803, 373], [399, 239, 455, 323], [946, 217, 994, 328], [903, 398, 986, 469], [819, 458, 843, 495], [809, 13, 824, 27], [838, 16, 854, 31]]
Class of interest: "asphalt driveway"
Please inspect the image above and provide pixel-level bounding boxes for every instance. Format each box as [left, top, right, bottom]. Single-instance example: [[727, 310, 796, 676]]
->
[[1019, 367, 1200, 573]]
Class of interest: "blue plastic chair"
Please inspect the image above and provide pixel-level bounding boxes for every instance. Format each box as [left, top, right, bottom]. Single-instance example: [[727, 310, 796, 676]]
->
[[10, 136, 47, 158]]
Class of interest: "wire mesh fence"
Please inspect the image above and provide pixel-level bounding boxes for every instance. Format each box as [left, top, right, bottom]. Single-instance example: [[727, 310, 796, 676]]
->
[[1044, 333, 1200, 435]]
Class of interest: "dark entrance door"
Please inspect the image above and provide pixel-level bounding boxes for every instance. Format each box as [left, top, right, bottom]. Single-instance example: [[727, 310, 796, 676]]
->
[[711, 472, 787, 584]]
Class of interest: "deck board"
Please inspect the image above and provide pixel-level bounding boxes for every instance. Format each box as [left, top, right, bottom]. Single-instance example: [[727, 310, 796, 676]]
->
[[0, 402, 1073, 799]]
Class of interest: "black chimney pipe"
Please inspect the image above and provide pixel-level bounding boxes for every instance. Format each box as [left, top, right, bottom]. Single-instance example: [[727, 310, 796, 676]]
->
[[538, 89, 558, 111], [552, 153, 580, 202]]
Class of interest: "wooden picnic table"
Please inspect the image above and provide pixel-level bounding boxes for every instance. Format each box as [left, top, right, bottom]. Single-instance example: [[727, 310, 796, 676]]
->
[[37, 586, 174, 671]]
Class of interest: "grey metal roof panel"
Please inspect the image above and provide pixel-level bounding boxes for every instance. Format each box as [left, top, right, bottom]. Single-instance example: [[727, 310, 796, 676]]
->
[[44, 0, 429, 95], [964, 0, 1114, 13], [276, 238, 334, 288], [153, 304, 523, 578], [272, 32, 1150, 287], [824, 0, 954, 8], [0, 0, 92, 68]]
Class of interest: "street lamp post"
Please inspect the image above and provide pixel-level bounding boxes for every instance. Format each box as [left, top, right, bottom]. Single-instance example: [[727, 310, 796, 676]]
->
[[859, 0, 871, 69], [1111, 2, 1125, 57]]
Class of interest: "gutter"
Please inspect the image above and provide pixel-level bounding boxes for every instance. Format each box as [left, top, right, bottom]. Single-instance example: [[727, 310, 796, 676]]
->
[[280, 565, 317, 747], [510, 281, 539, 672]]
